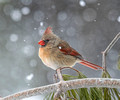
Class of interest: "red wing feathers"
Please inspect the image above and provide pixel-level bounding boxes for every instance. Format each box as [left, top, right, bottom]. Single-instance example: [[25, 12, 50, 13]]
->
[[58, 41, 103, 70], [58, 41, 83, 59], [60, 47, 80, 56]]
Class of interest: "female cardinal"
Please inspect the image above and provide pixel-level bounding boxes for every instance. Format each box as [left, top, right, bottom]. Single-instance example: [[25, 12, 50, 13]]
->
[[38, 27, 103, 70]]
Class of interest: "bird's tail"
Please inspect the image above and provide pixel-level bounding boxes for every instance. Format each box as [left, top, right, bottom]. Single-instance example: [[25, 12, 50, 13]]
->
[[80, 60, 103, 70]]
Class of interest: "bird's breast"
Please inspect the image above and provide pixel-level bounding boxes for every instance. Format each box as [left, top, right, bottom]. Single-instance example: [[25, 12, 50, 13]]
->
[[39, 48, 51, 66], [38, 47, 77, 70]]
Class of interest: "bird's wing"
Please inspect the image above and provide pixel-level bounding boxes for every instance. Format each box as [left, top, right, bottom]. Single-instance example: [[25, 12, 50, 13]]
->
[[57, 41, 83, 59]]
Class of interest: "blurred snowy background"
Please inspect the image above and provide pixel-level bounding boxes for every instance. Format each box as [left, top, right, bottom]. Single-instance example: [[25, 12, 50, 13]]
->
[[0, 0, 120, 99]]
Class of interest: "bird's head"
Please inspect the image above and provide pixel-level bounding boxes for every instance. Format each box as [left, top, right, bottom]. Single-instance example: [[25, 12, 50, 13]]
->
[[38, 27, 60, 48]]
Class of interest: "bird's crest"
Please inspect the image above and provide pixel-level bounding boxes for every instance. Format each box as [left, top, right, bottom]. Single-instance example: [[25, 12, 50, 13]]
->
[[44, 26, 52, 34]]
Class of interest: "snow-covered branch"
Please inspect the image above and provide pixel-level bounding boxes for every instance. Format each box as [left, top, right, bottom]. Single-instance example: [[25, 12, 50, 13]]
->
[[102, 32, 120, 71], [1, 33, 120, 100], [2, 78, 120, 100]]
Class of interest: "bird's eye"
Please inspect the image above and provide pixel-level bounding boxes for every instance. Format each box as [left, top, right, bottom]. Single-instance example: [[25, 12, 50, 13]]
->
[[44, 39, 49, 43], [46, 39, 49, 42]]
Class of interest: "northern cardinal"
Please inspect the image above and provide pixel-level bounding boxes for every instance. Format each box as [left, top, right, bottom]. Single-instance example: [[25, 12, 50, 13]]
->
[[38, 27, 103, 70]]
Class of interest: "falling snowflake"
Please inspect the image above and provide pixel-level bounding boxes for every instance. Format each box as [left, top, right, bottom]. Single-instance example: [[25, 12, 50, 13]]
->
[[10, 34, 18, 42], [26, 73, 34, 80], [10, 9, 22, 22]]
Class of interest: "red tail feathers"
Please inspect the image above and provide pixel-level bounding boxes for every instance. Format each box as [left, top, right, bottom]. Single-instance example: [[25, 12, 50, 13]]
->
[[80, 60, 103, 70]]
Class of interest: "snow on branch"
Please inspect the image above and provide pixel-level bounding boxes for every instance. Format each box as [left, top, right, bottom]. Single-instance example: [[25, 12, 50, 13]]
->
[[2, 78, 120, 100]]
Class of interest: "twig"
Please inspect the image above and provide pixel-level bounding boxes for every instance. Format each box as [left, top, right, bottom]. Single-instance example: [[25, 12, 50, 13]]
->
[[59, 67, 80, 75], [102, 32, 120, 71], [2, 78, 120, 100]]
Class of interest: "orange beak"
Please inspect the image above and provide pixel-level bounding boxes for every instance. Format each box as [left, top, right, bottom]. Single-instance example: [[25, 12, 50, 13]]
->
[[38, 40, 45, 46]]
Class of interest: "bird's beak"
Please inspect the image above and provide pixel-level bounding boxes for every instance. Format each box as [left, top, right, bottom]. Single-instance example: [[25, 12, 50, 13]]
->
[[38, 40, 45, 46]]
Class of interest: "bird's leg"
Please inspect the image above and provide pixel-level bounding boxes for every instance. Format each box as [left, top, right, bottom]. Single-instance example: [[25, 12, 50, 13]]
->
[[54, 68, 63, 83], [56, 68, 64, 82], [53, 71, 58, 83]]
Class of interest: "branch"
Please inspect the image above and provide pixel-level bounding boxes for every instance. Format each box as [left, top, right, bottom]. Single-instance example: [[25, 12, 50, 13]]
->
[[2, 33, 120, 100], [102, 32, 120, 71], [2, 78, 120, 100]]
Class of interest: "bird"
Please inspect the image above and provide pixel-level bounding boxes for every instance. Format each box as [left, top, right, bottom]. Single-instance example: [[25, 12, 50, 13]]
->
[[38, 26, 103, 71]]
